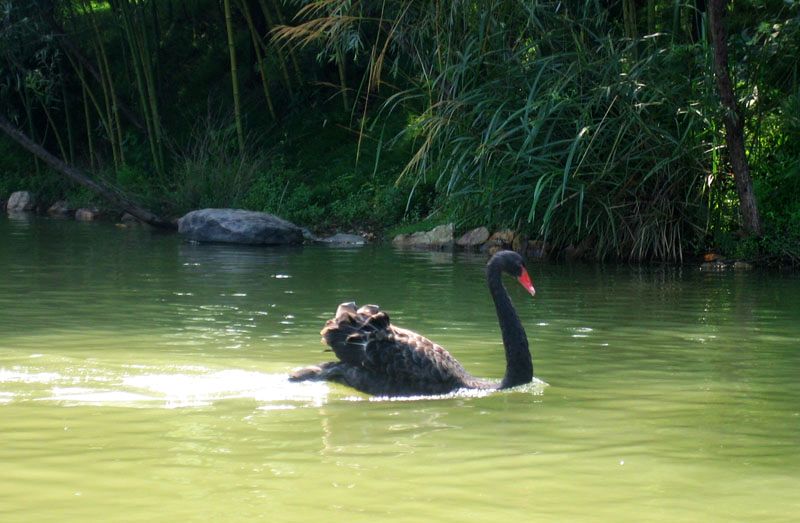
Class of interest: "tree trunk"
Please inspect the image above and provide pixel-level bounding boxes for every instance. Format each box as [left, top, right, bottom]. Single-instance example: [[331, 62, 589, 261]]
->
[[237, 0, 277, 120], [708, 0, 763, 237], [0, 115, 175, 230]]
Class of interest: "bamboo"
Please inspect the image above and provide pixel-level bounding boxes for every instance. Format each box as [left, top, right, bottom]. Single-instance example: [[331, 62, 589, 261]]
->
[[223, 0, 246, 154], [237, 0, 277, 120], [116, 0, 164, 177], [18, 84, 41, 176], [64, 50, 112, 144], [82, 81, 96, 170], [39, 98, 69, 162], [59, 61, 75, 163], [622, 0, 638, 58], [672, 0, 682, 41], [135, 2, 166, 175], [257, 0, 296, 92], [268, 0, 303, 85], [82, 0, 121, 167], [45, 5, 145, 132], [336, 45, 350, 112]]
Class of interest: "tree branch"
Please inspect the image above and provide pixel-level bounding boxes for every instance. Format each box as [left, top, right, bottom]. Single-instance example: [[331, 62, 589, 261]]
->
[[0, 114, 175, 230]]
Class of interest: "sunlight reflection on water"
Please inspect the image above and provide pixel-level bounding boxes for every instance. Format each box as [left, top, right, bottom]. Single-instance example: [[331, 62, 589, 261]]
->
[[1, 366, 330, 409]]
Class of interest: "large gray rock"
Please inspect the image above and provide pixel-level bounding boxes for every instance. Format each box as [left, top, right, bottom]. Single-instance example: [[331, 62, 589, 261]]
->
[[7, 191, 35, 213], [392, 223, 454, 249], [178, 208, 303, 245]]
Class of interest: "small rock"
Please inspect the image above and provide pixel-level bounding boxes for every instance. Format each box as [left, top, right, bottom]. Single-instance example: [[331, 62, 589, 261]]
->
[[300, 227, 319, 242], [489, 229, 515, 245], [75, 208, 99, 221], [393, 223, 454, 249], [120, 213, 140, 224], [456, 227, 490, 248], [319, 233, 367, 246], [48, 200, 74, 217], [733, 261, 753, 270], [482, 229, 516, 253], [7, 191, 35, 213], [700, 260, 727, 271]]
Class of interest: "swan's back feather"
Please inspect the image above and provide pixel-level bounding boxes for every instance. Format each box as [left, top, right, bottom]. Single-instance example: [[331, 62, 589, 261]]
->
[[319, 302, 488, 394]]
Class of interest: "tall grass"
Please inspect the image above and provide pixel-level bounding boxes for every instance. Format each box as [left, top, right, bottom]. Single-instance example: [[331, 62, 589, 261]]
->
[[169, 110, 265, 212], [281, 0, 718, 260], [403, 24, 714, 260]]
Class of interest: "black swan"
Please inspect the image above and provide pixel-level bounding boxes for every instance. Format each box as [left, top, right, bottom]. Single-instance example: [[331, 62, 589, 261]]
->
[[289, 250, 536, 396]]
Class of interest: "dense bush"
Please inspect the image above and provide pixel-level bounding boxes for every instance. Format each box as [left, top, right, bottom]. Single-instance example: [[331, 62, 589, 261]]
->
[[1, 0, 798, 263]]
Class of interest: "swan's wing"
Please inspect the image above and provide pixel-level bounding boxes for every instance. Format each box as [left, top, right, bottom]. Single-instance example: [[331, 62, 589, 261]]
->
[[321, 302, 472, 389], [362, 324, 471, 387]]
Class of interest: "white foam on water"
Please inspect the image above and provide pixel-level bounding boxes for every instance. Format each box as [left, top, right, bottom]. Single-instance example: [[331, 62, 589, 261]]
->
[[1, 365, 330, 409], [0, 369, 62, 384], [346, 377, 549, 403], [2, 365, 545, 408], [123, 369, 329, 409]]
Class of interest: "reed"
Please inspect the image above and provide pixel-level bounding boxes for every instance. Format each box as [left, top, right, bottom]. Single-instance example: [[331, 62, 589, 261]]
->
[[280, 0, 716, 260]]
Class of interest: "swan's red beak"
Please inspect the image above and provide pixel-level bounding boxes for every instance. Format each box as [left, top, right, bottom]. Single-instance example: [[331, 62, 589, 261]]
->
[[517, 269, 536, 296]]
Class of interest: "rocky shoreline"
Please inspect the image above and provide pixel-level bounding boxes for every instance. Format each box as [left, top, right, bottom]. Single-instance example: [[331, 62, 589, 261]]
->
[[2, 190, 758, 267]]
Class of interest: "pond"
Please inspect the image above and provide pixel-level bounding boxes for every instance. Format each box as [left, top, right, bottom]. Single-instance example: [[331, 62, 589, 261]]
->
[[1, 214, 798, 522]]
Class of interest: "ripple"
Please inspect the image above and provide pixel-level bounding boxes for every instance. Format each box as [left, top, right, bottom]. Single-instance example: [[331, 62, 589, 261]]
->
[[345, 378, 549, 403]]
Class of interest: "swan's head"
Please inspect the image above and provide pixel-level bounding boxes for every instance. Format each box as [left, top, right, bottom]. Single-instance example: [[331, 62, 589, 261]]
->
[[490, 250, 536, 296]]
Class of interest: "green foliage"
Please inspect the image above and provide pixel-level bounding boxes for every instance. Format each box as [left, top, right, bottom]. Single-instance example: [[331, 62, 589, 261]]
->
[[374, 1, 715, 260], [241, 154, 411, 231], [0, 0, 798, 263], [286, 0, 799, 261]]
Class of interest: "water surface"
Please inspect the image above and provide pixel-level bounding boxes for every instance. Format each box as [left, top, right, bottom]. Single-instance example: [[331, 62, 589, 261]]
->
[[1, 215, 798, 522]]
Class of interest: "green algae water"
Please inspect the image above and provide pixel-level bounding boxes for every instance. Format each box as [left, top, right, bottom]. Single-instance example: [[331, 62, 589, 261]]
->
[[1, 215, 798, 522]]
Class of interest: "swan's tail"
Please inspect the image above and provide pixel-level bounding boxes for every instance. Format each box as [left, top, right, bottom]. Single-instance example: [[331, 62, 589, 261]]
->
[[320, 302, 391, 366]]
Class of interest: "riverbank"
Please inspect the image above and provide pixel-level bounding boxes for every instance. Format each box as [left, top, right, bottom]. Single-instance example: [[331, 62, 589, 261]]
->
[[4, 196, 788, 271]]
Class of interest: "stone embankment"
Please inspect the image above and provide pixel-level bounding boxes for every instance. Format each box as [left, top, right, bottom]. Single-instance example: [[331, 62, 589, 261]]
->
[[2, 192, 371, 246], [5, 190, 106, 223], [392, 223, 550, 260], [0, 191, 758, 265]]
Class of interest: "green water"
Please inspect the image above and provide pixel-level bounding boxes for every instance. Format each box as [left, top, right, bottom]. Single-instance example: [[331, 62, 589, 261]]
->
[[1, 215, 798, 522]]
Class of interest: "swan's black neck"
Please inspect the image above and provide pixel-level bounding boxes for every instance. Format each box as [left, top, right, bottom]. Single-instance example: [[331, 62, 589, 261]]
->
[[487, 259, 533, 388]]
